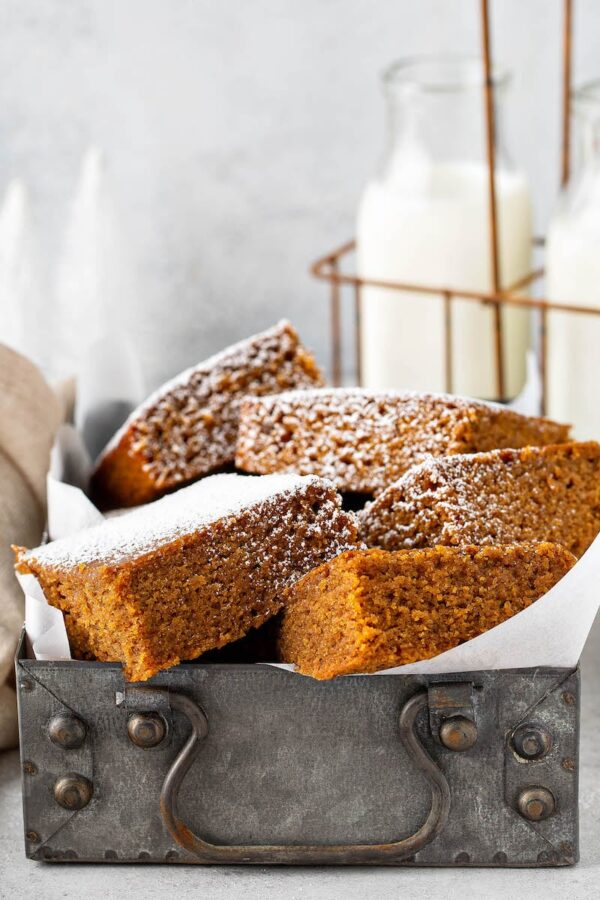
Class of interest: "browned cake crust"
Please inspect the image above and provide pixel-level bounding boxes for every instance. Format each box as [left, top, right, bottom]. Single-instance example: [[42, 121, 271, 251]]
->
[[90, 321, 324, 510], [235, 388, 570, 494], [359, 441, 600, 558], [278, 544, 575, 679], [15, 474, 359, 682]]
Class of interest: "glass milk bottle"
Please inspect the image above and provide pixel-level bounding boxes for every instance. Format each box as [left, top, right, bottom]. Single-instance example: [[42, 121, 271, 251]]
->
[[357, 57, 532, 399], [546, 82, 600, 438]]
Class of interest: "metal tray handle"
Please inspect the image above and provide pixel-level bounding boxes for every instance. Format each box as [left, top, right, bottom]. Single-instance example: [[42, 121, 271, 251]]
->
[[159, 690, 450, 864]]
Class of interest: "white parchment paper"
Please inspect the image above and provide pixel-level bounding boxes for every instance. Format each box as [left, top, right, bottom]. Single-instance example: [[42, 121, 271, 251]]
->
[[21, 424, 103, 660], [17, 571, 71, 661], [21, 424, 600, 673]]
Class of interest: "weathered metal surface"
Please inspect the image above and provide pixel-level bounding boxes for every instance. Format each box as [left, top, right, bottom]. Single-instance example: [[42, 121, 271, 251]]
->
[[127, 713, 168, 750], [158, 689, 450, 864], [438, 717, 478, 753], [428, 682, 477, 751], [14, 630, 580, 866], [517, 787, 556, 823], [53, 773, 93, 811], [512, 724, 553, 761], [503, 666, 579, 863], [47, 713, 87, 750]]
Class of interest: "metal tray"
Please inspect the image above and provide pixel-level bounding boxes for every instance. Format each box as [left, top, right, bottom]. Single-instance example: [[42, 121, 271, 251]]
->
[[15, 630, 579, 866]]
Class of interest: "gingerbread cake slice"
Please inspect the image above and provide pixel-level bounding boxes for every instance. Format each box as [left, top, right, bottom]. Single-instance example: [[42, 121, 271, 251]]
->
[[15, 474, 359, 682], [235, 388, 570, 494], [359, 441, 600, 557], [278, 544, 575, 679], [90, 320, 324, 509]]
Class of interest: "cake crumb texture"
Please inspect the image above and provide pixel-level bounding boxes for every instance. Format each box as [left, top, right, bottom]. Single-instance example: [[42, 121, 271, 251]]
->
[[278, 544, 575, 679], [90, 320, 324, 509], [235, 388, 570, 494], [15, 473, 359, 682], [359, 441, 600, 557]]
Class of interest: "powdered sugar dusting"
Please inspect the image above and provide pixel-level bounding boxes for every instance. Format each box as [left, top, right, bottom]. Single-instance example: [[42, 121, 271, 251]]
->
[[91, 320, 325, 509], [359, 441, 600, 557], [23, 473, 340, 567], [248, 387, 506, 410], [236, 388, 569, 494], [96, 320, 318, 462]]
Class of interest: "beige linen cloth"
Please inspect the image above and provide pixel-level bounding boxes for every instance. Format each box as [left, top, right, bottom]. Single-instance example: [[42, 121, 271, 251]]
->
[[0, 345, 61, 749]]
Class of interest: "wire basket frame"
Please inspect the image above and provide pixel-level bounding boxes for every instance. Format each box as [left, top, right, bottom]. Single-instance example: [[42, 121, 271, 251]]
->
[[310, 0, 600, 414]]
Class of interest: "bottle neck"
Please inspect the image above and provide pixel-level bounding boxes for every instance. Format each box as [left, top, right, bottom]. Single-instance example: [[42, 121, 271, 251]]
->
[[380, 57, 511, 183], [574, 107, 600, 168], [559, 85, 600, 216]]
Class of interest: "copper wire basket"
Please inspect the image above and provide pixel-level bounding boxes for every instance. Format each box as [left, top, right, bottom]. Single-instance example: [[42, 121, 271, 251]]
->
[[311, 0, 600, 414]]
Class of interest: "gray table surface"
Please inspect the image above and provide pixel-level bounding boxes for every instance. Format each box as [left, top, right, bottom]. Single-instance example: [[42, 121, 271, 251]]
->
[[1, 620, 599, 900]]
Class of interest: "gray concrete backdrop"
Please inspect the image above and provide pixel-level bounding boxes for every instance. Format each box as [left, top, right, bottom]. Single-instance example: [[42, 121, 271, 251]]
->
[[0, 0, 599, 388]]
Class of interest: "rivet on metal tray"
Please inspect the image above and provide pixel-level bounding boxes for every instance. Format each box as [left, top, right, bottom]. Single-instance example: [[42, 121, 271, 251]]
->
[[127, 712, 167, 748], [104, 850, 118, 860], [512, 724, 552, 761], [138, 851, 151, 860], [454, 851, 470, 864], [53, 773, 93, 810], [562, 691, 576, 706], [562, 757, 576, 772], [25, 831, 40, 843], [517, 786, 556, 822], [493, 851, 507, 864], [22, 760, 37, 776], [48, 713, 87, 750], [439, 716, 477, 751], [19, 679, 34, 692], [165, 850, 179, 862]]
